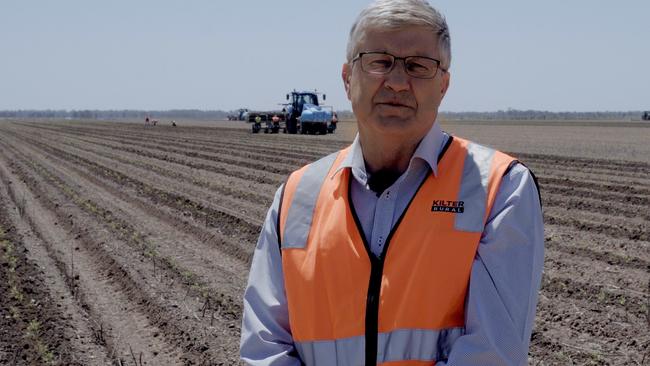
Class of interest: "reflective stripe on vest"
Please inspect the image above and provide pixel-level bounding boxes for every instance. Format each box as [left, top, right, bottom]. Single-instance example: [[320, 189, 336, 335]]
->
[[281, 151, 340, 248], [279, 137, 515, 366]]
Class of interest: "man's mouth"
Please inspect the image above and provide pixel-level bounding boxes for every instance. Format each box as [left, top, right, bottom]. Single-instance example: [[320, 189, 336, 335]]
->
[[377, 101, 413, 108]]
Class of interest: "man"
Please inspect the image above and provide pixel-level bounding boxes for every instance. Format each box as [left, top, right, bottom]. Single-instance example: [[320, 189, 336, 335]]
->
[[241, 0, 544, 365]]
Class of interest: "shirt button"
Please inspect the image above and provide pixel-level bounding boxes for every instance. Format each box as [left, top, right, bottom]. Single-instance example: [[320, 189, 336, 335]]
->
[[378, 237, 384, 244]]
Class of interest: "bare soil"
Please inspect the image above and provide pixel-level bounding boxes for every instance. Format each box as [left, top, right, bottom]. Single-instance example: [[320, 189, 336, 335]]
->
[[0, 119, 648, 365]]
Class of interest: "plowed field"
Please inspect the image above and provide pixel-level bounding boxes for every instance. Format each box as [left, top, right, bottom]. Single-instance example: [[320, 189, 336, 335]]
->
[[0, 120, 648, 365]]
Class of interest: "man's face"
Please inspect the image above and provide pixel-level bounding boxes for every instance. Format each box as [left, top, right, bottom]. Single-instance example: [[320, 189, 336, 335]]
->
[[342, 26, 450, 142]]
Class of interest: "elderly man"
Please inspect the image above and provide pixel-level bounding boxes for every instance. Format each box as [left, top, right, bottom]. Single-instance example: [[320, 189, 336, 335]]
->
[[240, 0, 544, 365]]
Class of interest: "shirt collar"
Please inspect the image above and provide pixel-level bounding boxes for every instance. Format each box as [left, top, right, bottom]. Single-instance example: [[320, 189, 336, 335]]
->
[[411, 122, 446, 177], [332, 122, 447, 184], [334, 134, 368, 183]]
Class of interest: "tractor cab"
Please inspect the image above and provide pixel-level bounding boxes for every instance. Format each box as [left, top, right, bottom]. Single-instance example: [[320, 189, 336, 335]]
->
[[288, 92, 320, 108], [286, 92, 321, 120]]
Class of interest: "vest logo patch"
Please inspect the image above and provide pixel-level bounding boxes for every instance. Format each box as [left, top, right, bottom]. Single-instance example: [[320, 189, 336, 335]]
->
[[431, 200, 464, 213]]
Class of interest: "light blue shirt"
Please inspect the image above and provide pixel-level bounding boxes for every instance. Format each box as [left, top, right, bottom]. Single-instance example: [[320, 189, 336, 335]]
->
[[241, 123, 545, 365]]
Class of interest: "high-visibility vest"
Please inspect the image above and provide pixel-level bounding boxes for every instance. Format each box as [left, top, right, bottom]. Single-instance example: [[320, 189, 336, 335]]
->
[[279, 136, 516, 366]]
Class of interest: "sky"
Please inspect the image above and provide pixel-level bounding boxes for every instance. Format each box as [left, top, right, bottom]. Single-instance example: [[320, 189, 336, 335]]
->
[[1, 0, 648, 112]]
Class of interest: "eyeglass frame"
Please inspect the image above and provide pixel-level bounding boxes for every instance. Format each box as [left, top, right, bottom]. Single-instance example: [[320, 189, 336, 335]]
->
[[351, 51, 447, 79]]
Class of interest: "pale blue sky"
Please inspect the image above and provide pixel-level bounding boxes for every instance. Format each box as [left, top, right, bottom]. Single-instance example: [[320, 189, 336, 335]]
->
[[1, 0, 648, 112]]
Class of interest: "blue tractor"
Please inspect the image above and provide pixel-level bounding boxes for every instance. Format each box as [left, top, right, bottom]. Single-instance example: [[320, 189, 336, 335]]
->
[[283, 90, 336, 134]]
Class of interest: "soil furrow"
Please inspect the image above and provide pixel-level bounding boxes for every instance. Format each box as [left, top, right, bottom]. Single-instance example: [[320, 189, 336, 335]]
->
[[527, 161, 650, 181], [517, 152, 650, 174], [51, 134, 272, 221], [59, 121, 349, 150], [0, 132, 255, 272], [545, 238, 649, 272], [534, 279, 649, 365], [0, 143, 189, 365], [15, 122, 287, 186], [544, 209, 650, 242], [62, 127, 323, 166], [540, 275, 646, 320], [530, 316, 645, 366], [0, 139, 243, 364], [538, 176, 650, 198], [544, 250, 648, 295], [56, 134, 277, 206], [0, 194, 107, 366], [3, 128, 263, 248], [533, 168, 650, 190], [542, 192, 650, 222], [0, 157, 122, 365], [0, 132, 250, 285], [11, 121, 336, 169], [544, 222, 649, 268]]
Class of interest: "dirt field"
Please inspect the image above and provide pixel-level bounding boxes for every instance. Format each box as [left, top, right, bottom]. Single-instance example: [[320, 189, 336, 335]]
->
[[0, 119, 648, 365]]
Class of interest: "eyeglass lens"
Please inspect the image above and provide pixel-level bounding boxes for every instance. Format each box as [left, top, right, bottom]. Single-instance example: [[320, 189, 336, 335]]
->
[[361, 53, 439, 78]]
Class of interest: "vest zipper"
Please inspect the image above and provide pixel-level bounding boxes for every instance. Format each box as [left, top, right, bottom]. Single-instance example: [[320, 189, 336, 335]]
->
[[349, 135, 453, 365], [364, 254, 384, 365]]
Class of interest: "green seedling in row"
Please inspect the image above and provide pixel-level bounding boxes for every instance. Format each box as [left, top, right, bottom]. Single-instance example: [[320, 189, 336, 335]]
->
[[9, 305, 20, 320], [37, 343, 54, 363], [10, 285, 24, 302], [27, 319, 40, 335]]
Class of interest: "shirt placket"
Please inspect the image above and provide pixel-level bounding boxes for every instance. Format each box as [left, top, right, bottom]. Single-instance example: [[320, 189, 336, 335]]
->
[[370, 180, 400, 258]]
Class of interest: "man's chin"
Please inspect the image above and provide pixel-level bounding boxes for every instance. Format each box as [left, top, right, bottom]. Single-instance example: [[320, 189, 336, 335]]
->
[[375, 113, 416, 127]]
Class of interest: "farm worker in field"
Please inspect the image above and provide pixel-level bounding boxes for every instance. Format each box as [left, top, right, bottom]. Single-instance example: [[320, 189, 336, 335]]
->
[[241, 0, 544, 365]]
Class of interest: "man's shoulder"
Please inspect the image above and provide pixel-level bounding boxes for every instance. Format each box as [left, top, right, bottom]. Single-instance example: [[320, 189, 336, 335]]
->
[[289, 146, 351, 176], [446, 135, 518, 171], [450, 135, 511, 157]]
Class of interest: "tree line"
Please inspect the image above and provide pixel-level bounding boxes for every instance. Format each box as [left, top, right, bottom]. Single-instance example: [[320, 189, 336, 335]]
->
[[0, 109, 647, 121], [0, 109, 229, 120]]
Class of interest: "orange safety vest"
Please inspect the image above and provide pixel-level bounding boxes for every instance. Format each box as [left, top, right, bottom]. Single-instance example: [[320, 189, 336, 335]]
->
[[279, 136, 516, 365]]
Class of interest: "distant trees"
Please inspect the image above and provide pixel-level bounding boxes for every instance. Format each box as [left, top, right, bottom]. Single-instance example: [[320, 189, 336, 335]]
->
[[0, 109, 230, 120], [438, 109, 647, 121], [0, 109, 647, 121]]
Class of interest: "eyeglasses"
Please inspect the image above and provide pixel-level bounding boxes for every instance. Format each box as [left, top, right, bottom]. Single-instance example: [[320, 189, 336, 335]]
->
[[352, 51, 446, 79]]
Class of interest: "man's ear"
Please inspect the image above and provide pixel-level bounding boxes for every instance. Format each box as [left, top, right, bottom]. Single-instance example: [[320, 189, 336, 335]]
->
[[342, 63, 352, 100], [440, 71, 450, 99]]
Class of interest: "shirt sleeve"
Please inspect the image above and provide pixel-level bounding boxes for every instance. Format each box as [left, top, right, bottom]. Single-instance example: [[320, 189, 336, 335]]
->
[[240, 185, 302, 365], [437, 163, 545, 365]]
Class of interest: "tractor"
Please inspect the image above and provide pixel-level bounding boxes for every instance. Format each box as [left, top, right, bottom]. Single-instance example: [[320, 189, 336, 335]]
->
[[227, 108, 249, 121], [283, 90, 335, 134], [643, 111, 650, 121]]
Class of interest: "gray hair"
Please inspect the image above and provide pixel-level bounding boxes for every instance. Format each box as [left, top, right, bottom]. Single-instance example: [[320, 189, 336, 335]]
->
[[346, 0, 451, 70]]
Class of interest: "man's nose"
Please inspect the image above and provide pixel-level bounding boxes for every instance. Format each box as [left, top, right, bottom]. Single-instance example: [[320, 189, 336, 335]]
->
[[383, 60, 411, 92]]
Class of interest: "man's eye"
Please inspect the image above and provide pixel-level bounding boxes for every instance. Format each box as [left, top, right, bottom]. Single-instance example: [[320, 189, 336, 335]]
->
[[406, 62, 429, 72], [369, 59, 392, 68]]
